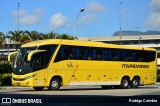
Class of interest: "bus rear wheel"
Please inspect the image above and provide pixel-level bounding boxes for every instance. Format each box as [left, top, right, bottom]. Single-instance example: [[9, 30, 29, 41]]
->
[[130, 78, 139, 88], [33, 87, 44, 91], [48, 78, 61, 90], [121, 77, 130, 89]]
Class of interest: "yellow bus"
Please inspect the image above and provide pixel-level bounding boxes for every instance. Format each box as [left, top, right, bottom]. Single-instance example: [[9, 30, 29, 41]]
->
[[8, 39, 157, 90]]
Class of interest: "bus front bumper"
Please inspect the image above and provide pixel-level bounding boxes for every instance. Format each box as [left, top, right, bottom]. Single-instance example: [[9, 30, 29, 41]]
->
[[12, 78, 34, 87]]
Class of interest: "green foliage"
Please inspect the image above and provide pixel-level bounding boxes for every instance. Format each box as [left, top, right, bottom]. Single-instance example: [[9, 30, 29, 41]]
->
[[0, 63, 13, 86], [2, 73, 11, 79], [0, 74, 1, 81], [1, 73, 12, 86], [7, 30, 78, 45], [0, 31, 5, 47], [0, 63, 13, 74], [56, 34, 77, 40]]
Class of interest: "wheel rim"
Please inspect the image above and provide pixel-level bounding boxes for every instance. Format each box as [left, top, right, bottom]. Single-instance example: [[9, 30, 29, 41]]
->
[[122, 79, 128, 87], [51, 81, 58, 88], [133, 80, 138, 86]]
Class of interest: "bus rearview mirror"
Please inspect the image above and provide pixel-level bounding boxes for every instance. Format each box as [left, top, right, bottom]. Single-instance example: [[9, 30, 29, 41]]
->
[[27, 50, 46, 61], [8, 51, 18, 62]]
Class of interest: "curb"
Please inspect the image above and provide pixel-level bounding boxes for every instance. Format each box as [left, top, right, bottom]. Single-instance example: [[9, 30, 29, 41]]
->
[[0, 86, 32, 89]]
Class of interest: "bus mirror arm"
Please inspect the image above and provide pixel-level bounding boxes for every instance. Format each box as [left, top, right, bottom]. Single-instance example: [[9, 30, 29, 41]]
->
[[8, 51, 18, 62], [27, 50, 46, 61]]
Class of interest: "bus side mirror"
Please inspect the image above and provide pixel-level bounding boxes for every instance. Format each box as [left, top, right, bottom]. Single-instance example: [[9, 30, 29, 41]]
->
[[27, 50, 46, 61], [8, 51, 18, 62]]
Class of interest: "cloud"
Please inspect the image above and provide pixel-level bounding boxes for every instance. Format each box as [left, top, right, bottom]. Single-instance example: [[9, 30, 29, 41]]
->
[[85, 1, 107, 12], [147, 12, 160, 28], [79, 14, 98, 24], [13, 8, 44, 26], [151, 0, 160, 12], [147, 0, 160, 29], [49, 1, 107, 31], [78, 1, 107, 24], [50, 13, 68, 30]]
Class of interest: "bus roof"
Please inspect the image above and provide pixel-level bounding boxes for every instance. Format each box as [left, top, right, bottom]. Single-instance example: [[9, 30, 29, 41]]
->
[[21, 39, 156, 51]]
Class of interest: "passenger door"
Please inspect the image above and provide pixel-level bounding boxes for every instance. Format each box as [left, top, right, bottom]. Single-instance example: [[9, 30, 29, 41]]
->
[[32, 53, 47, 86]]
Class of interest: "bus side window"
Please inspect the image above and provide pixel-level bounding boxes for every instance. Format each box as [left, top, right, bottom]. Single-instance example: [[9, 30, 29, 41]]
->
[[96, 49, 102, 60], [112, 50, 117, 61], [65, 46, 75, 60], [102, 49, 108, 60], [125, 51, 132, 61], [67, 53, 74, 59], [32, 53, 45, 71], [78, 48, 84, 60], [39, 45, 56, 65], [54, 47, 62, 62], [88, 49, 92, 60], [92, 49, 96, 60], [143, 51, 156, 62], [134, 51, 143, 62], [108, 50, 112, 61], [83, 49, 88, 60]]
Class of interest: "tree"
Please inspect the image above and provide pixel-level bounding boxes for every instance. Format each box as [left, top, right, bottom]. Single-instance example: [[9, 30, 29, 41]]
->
[[8, 30, 23, 44], [20, 35, 31, 44], [41, 31, 57, 39], [0, 32, 5, 47], [56, 34, 77, 40], [8, 30, 23, 50], [25, 30, 41, 41]]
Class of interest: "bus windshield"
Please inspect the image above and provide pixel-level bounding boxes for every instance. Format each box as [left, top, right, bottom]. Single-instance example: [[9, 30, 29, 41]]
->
[[13, 47, 37, 75], [15, 47, 37, 68], [13, 45, 57, 75]]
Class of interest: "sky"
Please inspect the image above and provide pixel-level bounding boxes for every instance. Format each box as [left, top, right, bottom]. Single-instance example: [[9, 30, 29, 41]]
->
[[0, 0, 160, 38]]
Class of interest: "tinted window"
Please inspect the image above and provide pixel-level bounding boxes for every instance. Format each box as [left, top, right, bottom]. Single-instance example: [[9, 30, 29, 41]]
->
[[54, 45, 156, 62]]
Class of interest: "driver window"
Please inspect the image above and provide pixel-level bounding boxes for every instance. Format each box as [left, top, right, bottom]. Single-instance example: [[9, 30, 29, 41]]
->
[[32, 53, 45, 71]]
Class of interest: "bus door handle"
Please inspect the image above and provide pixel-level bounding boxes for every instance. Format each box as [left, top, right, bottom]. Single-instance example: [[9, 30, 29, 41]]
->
[[34, 79, 38, 80]]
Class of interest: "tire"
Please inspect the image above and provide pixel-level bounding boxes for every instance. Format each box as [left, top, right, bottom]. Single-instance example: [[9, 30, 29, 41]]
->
[[130, 78, 139, 88], [33, 87, 44, 91], [121, 77, 130, 89], [101, 86, 112, 89], [48, 78, 61, 90]]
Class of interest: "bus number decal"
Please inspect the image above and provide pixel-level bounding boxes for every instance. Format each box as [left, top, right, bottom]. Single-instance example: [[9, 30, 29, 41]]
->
[[122, 64, 149, 68]]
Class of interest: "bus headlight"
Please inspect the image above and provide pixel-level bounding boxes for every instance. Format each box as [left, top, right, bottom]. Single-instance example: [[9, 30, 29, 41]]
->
[[24, 74, 36, 80]]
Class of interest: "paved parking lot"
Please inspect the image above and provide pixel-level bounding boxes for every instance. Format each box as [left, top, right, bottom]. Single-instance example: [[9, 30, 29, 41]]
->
[[0, 83, 160, 96], [0, 83, 160, 106]]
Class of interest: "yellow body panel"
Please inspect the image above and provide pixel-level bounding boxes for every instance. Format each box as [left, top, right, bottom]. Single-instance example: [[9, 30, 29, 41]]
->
[[11, 39, 157, 87]]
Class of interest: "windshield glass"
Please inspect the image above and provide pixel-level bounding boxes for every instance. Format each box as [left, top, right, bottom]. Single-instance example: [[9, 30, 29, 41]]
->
[[13, 45, 57, 75], [13, 47, 37, 75], [15, 47, 37, 68]]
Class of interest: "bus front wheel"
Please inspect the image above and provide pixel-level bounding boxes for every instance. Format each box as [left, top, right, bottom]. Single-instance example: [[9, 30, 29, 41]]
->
[[121, 77, 130, 89], [130, 78, 139, 88], [48, 78, 61, 90], [33, 87, 44, 91]]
